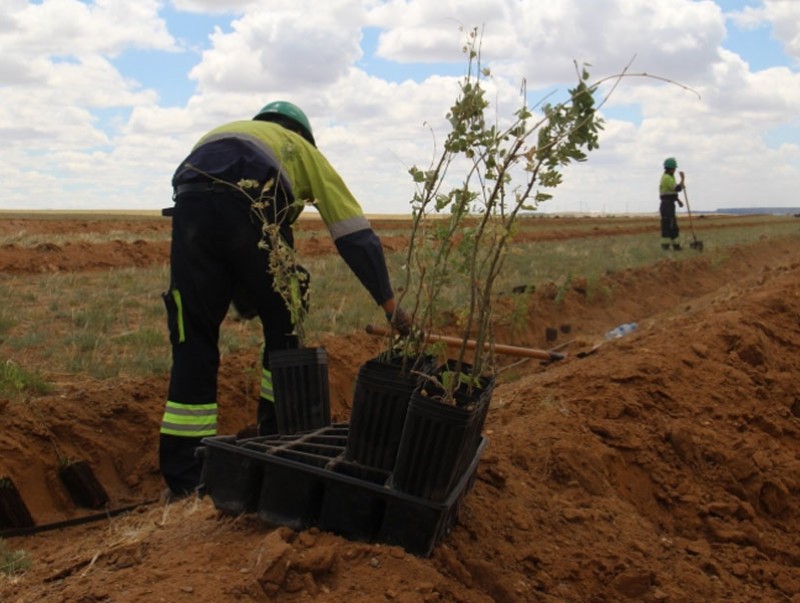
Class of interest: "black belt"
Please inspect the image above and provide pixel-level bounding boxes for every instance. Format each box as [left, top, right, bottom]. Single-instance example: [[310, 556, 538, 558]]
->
[[173, 182, 232, 197]]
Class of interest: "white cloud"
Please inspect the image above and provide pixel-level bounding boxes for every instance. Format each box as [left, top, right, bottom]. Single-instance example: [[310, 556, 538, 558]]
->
[[0, 0, 173, 145], [366, 0, 727, 85], [367, 0, 510, 63], [170, 0, 250, 13], [6, 0, 176, 57], [188, 0, 366, 95], [0, 0, 798, 214], [730, 0, 800, 61]]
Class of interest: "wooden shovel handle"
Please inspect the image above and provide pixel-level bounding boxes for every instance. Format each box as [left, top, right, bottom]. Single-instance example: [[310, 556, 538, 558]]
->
[[365, 325, 565, 362]]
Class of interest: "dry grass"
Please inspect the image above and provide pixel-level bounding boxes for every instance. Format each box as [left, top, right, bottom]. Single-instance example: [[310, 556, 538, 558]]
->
[[1, 213, 797, 396]]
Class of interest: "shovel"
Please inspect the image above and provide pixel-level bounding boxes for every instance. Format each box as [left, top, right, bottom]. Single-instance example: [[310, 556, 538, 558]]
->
[[682, 186, 704, 251], [365, 324, 566, 362]]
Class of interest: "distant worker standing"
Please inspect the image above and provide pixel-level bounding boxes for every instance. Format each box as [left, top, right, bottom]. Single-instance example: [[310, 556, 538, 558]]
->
[[659, 157, 685, 251]]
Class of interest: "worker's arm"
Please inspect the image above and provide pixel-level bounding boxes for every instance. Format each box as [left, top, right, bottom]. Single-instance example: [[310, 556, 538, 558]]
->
[[675, 171, 686, 206], [334, 228, 411, 334], [675, 170, 686, 192], [333, 228, 393, 305], [284, 139, 412, 332], [290, 145, 393, 301]]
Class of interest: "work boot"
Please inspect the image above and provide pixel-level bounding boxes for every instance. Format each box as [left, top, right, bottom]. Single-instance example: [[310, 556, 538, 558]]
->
[[672, 244, 682, 251], [661, 244, 670, 251]]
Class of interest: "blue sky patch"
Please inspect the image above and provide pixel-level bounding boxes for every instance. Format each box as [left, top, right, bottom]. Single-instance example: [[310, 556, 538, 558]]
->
[[357, 26, 464, 83], [90, 107, 131, 141], [111, 49, 198, 107], [720, 1, 796, 71]]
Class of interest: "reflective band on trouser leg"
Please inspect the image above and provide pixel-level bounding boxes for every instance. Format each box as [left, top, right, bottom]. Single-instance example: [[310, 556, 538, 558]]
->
[[260, 368, 274, 402], [160, 401, 218, 437], [171, 289, 186, 343]]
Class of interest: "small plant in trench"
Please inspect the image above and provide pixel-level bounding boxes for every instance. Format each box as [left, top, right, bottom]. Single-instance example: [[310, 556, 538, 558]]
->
[[0, 535, 31, 576], [0, 359, 52, 398], [554, 273, 574, 306]]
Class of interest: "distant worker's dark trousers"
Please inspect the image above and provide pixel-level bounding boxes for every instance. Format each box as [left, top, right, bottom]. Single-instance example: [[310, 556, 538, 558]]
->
[[660, 198, 680, 240]]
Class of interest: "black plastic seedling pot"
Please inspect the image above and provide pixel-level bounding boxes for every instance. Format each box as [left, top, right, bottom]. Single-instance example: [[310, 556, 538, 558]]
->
[[58, 460, 110, 509], [390, 374, 494, 503], [269, 347, 331, 435], [0, 476, 35, 530], [319, 438, 487, 556], [200, 427, 349, 526], [345, 355, 433, 472], [200, 425, 488, 557], [197, 436, 266, 516]]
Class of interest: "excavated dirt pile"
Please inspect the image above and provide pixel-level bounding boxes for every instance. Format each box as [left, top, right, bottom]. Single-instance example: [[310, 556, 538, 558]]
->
[[1, 217, 799, 603]]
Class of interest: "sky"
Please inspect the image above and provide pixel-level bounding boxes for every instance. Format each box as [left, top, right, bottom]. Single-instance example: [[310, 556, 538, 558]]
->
[[1, 0, 798, 215]]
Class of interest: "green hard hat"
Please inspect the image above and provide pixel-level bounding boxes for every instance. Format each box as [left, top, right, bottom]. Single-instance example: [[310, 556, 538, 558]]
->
[[663, 157, 678, 169], [254, 101, 315, 145]]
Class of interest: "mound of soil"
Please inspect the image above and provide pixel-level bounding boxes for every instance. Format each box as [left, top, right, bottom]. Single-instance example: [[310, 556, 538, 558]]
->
[[1, 217, 800, 603]]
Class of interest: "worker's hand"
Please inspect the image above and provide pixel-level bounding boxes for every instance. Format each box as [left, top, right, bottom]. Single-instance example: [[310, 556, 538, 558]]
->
[[385, 306, 413, 336], [677, 200, 684, 208]]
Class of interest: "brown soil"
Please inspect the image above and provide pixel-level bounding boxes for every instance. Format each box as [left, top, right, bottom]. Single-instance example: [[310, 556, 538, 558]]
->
[[2, 216, 800, 603]]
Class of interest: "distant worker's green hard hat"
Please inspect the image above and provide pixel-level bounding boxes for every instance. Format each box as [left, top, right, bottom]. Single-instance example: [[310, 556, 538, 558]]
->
[[254, 101, 315, 146], [663, 157, 678, 169]]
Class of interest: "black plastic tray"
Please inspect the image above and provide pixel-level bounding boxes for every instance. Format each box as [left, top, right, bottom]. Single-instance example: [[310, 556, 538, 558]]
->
[[199, 424, 487, 557]]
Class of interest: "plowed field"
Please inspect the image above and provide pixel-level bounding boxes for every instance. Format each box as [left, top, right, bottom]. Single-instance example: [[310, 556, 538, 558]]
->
[[1, 213, 799, 603]]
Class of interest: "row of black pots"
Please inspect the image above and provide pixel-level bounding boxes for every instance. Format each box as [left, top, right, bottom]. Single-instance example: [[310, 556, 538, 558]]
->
[[344, 355, 434, 472], [1, 462, 109, 532], [346, 355, 494, 502], [268, 347, 494, 503]]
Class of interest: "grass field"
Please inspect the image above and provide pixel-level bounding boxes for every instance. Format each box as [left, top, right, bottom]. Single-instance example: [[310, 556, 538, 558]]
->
[[2, 211, 800, 602], [1, 212, 798, 388]]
